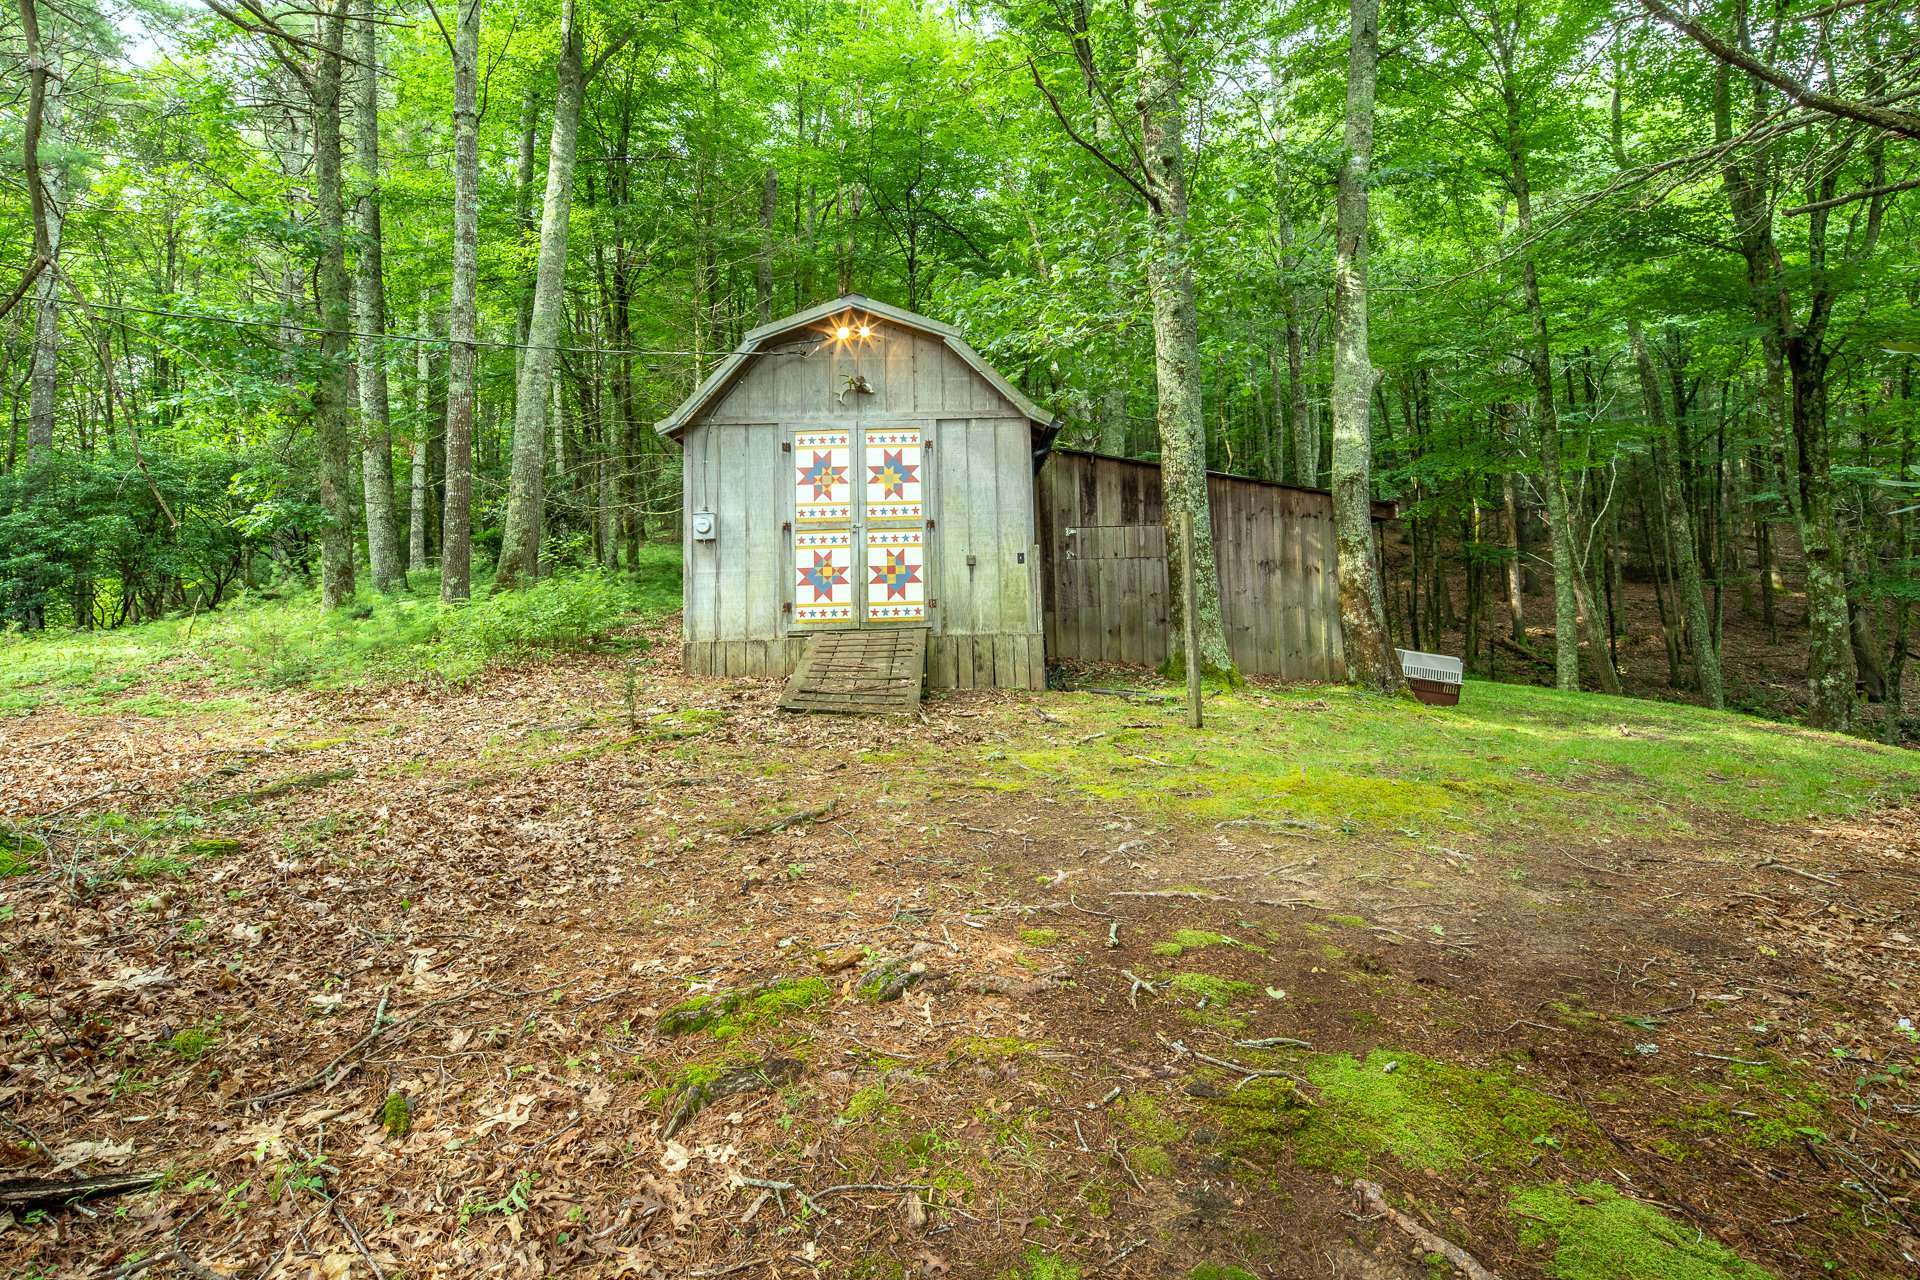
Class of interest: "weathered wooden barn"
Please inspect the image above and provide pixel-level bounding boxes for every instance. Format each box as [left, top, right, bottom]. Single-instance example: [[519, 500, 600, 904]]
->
[[1037, 449, 1388, 681], [656, 295, 1058, 691], [659, 295, 1379, 702]]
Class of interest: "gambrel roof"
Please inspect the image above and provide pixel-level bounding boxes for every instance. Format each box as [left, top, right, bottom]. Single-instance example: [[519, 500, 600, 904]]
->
[[653, 294, 1053, 438]]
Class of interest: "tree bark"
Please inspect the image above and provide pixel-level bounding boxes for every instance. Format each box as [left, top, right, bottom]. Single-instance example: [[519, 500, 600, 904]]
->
[[409, 296, 431, 573], [312, 0, 357, 609], [24, 20, 62, 465], [757, 165, 777, 326], [1330, 0, 1401, 694], [353, 0, 401, 592], [441, 0, 481, 602], [495, 0, 591, 590], [1133, 0, 1235, 680], [1631, 319, 1722, 707]]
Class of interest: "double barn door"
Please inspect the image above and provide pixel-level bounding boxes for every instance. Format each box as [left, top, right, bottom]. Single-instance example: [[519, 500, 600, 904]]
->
[[791, 424, 928, 630]]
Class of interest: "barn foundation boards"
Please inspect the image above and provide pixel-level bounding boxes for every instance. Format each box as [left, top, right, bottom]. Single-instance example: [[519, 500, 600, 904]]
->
[[657, 294, 1056, 691]]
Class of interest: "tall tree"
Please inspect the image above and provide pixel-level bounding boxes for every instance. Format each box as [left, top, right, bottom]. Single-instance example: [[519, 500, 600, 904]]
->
[[22, 0, 63, 468], [354, 0, 402, 592], [495, 1, 628, 590], [1330, 0, 1400, 693], [1632, 319, 1722, 708], [440, 0, 481, 602], [1128, 0, 1235, 678]]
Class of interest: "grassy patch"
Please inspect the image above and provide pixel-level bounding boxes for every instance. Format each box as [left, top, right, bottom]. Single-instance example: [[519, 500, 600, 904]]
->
[[1511, 1182, 1772, 1279], [0, 554, 680, 710], [0, 824, 43, 876], [990, 682, 1919, 844], [998, 1247, 1081, 1280]]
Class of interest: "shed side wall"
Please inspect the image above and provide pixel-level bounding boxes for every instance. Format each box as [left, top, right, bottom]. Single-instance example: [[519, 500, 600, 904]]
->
[[1037, 451, 1345, 680]]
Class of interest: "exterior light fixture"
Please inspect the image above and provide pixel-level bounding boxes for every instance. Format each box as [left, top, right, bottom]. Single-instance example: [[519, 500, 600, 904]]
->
[[836, 325, 852, 340]]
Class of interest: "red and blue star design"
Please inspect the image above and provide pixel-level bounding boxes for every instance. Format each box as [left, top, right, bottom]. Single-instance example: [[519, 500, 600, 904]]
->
[[869, 549, 921, 600], [798, 451, 848, 499], [867, 449, 919, 499], [797, 551, 849, 601]]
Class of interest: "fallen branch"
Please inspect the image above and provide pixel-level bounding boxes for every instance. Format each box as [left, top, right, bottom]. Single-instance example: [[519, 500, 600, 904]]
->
[[1354, 1180, 1502, 1280], [1754, 858, 1842, 887], [733, 802, 836, 841], [236, 983, 483, 1109], [0, 1170, 164, 1210]]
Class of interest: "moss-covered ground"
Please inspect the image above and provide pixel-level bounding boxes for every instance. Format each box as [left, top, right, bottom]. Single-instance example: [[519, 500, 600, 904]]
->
[[5, 580, 1915, 1280]]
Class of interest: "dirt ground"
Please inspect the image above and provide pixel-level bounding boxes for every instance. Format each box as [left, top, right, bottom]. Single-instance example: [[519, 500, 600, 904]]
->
[[3, 623, 1918, 1280]]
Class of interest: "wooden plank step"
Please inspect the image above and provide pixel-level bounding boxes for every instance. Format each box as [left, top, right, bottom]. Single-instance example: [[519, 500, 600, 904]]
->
[[779, 628, 928, 716]]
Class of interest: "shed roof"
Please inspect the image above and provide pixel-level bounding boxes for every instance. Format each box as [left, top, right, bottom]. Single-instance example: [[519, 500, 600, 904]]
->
[[652, 294, 1055, 438]]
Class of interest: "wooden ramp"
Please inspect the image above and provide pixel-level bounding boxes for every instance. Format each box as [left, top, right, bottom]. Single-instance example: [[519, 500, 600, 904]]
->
[[779, 628, 928, 715]]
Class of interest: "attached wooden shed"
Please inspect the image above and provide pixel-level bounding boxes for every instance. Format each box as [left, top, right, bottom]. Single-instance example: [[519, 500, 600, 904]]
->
[[656, 295, 1058, 691]]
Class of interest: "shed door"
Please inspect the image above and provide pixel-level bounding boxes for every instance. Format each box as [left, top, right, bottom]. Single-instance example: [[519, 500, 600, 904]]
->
[[791, 424, 927, 630]]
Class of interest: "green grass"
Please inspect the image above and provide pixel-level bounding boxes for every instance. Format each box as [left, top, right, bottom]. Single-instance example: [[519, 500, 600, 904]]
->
[[996, 681, 1919, 843], [0, 551, 681, 712]]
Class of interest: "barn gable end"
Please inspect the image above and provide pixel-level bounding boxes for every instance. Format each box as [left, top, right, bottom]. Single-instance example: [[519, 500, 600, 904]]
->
[[659, 295, 1055, 691]]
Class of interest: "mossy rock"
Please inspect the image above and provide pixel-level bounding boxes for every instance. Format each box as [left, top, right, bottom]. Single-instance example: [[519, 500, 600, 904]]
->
[[857, 956, 930, 1003], [657, 976, 830, 1039], [1511, 1182, 1773, 1279]]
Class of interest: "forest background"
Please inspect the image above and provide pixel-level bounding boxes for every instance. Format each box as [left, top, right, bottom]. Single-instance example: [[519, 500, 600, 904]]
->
[[1, 0, 1914, 737]]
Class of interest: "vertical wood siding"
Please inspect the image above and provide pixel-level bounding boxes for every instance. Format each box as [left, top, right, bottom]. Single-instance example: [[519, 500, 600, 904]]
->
[[680, 315, 1043, 690], [1037, 449, 1349, 680]]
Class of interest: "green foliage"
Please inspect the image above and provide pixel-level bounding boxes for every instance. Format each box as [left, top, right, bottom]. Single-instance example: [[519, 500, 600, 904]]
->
[[0, 824, 43, 877], [0, 562, 676, 709], [1511, 1182, 1773, 1280], [168, 1025, 220, 1061]]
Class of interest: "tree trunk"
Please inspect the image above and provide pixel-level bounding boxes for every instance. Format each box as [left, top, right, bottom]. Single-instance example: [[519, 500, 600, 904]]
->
[[1631, 320, 1722, 707], [409, 296, 431, 573], [1133, 0, 1234, 680], [512, 83, 540, 389], [441, 0, 481, 602], [25, 25, 63, 467], [495, 0, 591, 591], [353, 0, 402, 592], [1507, 102, 1615, 694], [757, 166, 777, 326], [1330, 0, 1400, 694], [312, 0, 357, 609]]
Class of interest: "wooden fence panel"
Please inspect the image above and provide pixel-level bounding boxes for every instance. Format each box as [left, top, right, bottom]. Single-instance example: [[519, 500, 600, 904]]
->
[[1037, 449, 1377, 679]]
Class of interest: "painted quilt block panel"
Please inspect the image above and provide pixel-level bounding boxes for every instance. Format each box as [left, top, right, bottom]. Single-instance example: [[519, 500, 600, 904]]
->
[[794, 430, 852, 525], [865, 528, 926, 624], [863, 427, 923, 524], [794, 529, 854, 626]]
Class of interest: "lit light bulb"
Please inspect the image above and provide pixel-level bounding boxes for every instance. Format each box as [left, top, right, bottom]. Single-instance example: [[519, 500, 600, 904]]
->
[[836, 325, 851, 340], [857, 325, 871, 338]]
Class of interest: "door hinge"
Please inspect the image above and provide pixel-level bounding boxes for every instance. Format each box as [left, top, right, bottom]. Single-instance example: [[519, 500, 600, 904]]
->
[[782, 521, 792, 534], [926, 518, 936, 530], [782, 602, 792, 614], [781, 441, 792, 453]]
